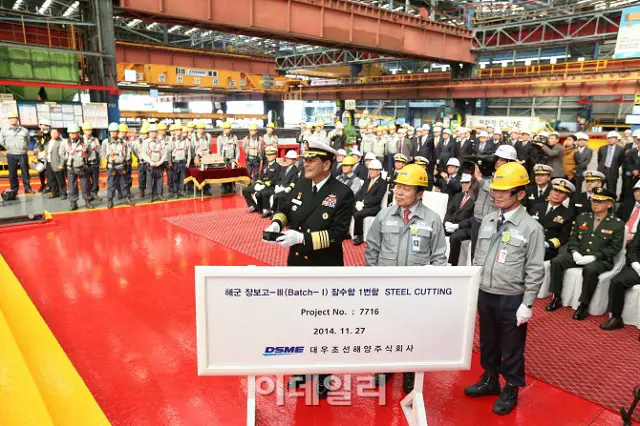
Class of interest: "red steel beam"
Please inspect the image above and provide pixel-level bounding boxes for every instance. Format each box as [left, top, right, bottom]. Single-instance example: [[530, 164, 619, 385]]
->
[[297, 71, 640, 100], [118, 0, 474, 63], [115, 41, 277, 75]]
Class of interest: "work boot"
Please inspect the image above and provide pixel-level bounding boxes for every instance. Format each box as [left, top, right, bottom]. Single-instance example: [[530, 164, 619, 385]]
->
[[61, 193, 67, 200], [69, 201, 78, 211], [493, 383, 519, 415], [403, 372, 415, 394], [157, 195, 166, 202], [150, 196, 156, 203], [573, 304, 589, 321], [178, 191, 184, 199], [174, 192, 181, 199], [545, 295, 562, 311], [373, 373, 393, 388], [92, 192, 102, 201], [24, 188, 34, 194], [85, 199, 94, 209], [117, 192, 123, 200], [140, 189, 145, 198], [464, 372, 501, 398], [124, 197, 134, 206], [600, 317, 624, 331], [107, 199, 114, 209], [48, 194, 60, 199], [38, 185, 45, 193]]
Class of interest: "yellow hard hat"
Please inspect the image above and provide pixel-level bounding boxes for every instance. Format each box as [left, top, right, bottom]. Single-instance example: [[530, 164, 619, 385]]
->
[[82, 122, 93, 131], [342, 156, 357, 166], [222, 122, 232, 129], [157, 122, 167, 131], [248, 123, 258, 131], [305, 123, 313, 129], [196, 122, 206, 129], [140, 126, 149, 134], [118, 124, 128, 132], [266, 122, 275, 129], [315, 120, 324, 127], [376, 126, 384, 132], [395, 164, 429, 187], [388, 124, 396, 130], [7, 111, 19, 119], [187, 121, 195, 128], [181, 126, 188, 132], [490, 162, 530, 191]]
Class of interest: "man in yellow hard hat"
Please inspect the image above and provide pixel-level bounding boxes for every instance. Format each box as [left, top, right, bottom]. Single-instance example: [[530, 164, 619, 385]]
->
[[365, 163, 447, 393], [336, 155, 363, 195], [464, 161, 544, 416], [242, 123, 264, 181], [263, 122, 279, 161], [217, 121, 239, 194]]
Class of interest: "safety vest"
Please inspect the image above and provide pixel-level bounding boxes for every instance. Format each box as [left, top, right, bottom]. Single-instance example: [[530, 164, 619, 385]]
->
[[69, 141, 88, 168], [148, 140, 164, 163], [196, 135, 210, 155], [245, 136, 262, 157], [107, 141, 127, 166], [220, 135, 237, 159], [263, 134, 278, 150], [173, 140, 187, 162]]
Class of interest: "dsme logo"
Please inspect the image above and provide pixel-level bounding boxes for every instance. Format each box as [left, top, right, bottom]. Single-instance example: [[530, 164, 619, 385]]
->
[[262, 346, 305, 356]]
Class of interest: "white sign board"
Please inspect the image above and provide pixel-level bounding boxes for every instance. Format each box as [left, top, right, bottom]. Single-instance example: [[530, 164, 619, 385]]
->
[[345, 100, 356, 110], [466, 115, 541, 132], [82, 103, 109, 129], [0, 100, 18, 127], [196, 266, 481, 376], [614, 6, 640, 59]]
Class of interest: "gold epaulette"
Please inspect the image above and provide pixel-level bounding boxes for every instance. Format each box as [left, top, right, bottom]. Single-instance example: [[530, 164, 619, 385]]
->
[[311, 230, 330, 250], [550, 238, 561, 249], [272, 213, 288, 228]]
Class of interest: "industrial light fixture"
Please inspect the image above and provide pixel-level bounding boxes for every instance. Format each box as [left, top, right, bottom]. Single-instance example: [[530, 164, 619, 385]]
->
[[127, 19, 141, 28], [146, 22, 158, 30], [168, 25, 182, 33], [185, 28, 198, 35], [38, 0, 52, 14], [62, 1, 79, 17], [12, 0, 23, 10], [200, 30, 212, 38]]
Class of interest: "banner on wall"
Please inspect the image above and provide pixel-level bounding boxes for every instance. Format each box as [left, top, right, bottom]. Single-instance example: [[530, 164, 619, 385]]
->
[[466, 115, 542, 132], [614, 6, 640, 59]]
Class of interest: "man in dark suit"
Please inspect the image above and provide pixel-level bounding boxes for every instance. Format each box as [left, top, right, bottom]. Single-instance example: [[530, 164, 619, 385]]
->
[[434, 128, 458, 173], [444, 173, 475, 265], [353, 159, 387, 245], [264, 140, 354, 398], [597, 131, 625, 194], [396, 127, 416, 161], [572, 170, 605, 216], [435, 157, 462, 196], [474, 131, 496, 177], [457, 127, 474, 162], [515, 129, 534, 177], [523, 164, 552, 213], [574, 132, 593, 194], [414, 124, 433, 166], [621, 141, 640, 202], [350, 149, 369, 181], [331, 149, 347, 178], [529, 178, 576, 260], [269, 150, 300, 214]]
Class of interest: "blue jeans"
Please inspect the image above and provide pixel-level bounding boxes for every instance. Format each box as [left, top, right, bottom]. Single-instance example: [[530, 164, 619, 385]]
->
[[7, 153, 32, 192]]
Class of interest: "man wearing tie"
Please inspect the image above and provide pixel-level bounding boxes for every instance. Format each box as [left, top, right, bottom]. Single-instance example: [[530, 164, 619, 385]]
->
[[396, 127, 415, 161], [435, 128, 458, 173], [474, 131, 496, 177], [572, 170, 605, 216], [528, 178, 576, 260], [457, 127, 474, 162], [617, 180, 640, 231], [515, 129, 534, 178], [597, 131, 625, 195], [523, 164, 552, 213], [352, 159, 387, 246], [415, 124, 432, 164], [574, 133, 593, 193], [445, 173, 475, 265]]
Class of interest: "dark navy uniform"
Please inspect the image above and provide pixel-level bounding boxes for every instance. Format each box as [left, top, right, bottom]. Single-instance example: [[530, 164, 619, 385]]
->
[[572, 191, 594, 216], [530, 202, 574, 260], [272, 176, 354, 266], [523, 184, 550, 213], [271, 163, 299, 212], [243, 159, 282, 213]]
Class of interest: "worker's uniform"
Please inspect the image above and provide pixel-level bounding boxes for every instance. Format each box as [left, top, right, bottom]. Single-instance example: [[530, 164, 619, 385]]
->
[[385, 133, 399, 171], [336, 172, 364, 195], [84, 135, 101, 198], [262, 133, 279, 165], [529, 202, 574, 260], [162, 135, 173, 194], [105, 139, 131, 201], [63, 139, 93, 203], [193, 133, 212, 194], [361, 133, 376, 156], [242, 160, 281, 212], [474, 206, 545, 388], [171, 137, 191, 196], [33, 132, 49, 192], [132, 137, 148, 195], [145, 139, 166, 197], [471, 177, 497, 257], [217, 133, 240, 194], [549, 212, 625, 305], [243, 135, 264, 181]]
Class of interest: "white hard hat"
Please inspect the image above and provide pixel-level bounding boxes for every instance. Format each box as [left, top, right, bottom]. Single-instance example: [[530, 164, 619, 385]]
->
[[443, 128, 451, 135], [421, 124, 430, 131], [575, 132, 589, 141], [493, 126, 501, 133], [511, 128, 520, 133], [285, 150, 298, 159], [368, 159, 383, 170], [351, 148, 362, 157], [364, 152, 377, 161], [607, 131, 620, 139], [35, 162, 46, 173], [522, 129, 533, 136], [479, 131, 489, 138], [458, 127, 466, 134], [633, 129, 640, 138], [337, 149, 347, 156], [39, 119, 50, 126], [634, 180, 640, 190], [460, 173, 472, 183], [335, 122, 344, 129], [447, 158, 461, 167], [495, 144, 518, 161], [538, 131, 549, 138]]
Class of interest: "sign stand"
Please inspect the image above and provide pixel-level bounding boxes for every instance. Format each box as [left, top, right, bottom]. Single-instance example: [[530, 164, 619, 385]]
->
[[400, 372, 428, 426], [247, 375, 256, 426]]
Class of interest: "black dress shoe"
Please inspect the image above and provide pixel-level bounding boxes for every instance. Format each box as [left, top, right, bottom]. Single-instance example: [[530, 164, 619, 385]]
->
[[600, 317, 624, 331], [107, 199, 114, 209], [85, 200, 94, 209], [69, 201, 78, 211], [24, 189, 34, 194], [403, 372, 415, 394], [61, 194, 67, 200], [493, 383, 519, 415], [545, 295, 562, 312], [573, 304, 589, 321], [353, 236, 364, 246], [464, 372, 501, 398]]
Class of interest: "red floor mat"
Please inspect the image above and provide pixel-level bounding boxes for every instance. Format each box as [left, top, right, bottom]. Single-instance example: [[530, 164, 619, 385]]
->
[[166, 208, 640, 421], [165, 208, 367, 266]]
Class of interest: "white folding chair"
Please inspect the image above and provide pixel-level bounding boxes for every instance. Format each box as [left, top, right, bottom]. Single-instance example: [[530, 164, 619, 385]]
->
[[621, 285, 640, 330], [421, 191, 448, 222], [561, 233, 627, 315]]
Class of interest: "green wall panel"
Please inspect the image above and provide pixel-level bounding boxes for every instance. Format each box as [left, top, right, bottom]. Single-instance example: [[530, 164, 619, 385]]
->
[[0, 47, 78, 83]]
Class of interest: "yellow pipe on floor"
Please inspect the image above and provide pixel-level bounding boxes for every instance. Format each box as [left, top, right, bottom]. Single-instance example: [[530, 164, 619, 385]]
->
[[0, 255, 111, 426], [0, 308, 54, 426]]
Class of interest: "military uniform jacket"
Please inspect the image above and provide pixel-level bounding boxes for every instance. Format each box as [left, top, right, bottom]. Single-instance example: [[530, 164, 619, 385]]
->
[[473, 206, 545, 306], [256, 161, 282, 187], [275, 164, 299, 189], [572, 191, 594, 216], [272, 176, 355, 266], [524, 184, 551, 213], [364, 203, 447, 267], [568, 212, 625, 268], [530, 202, 574, 251]]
